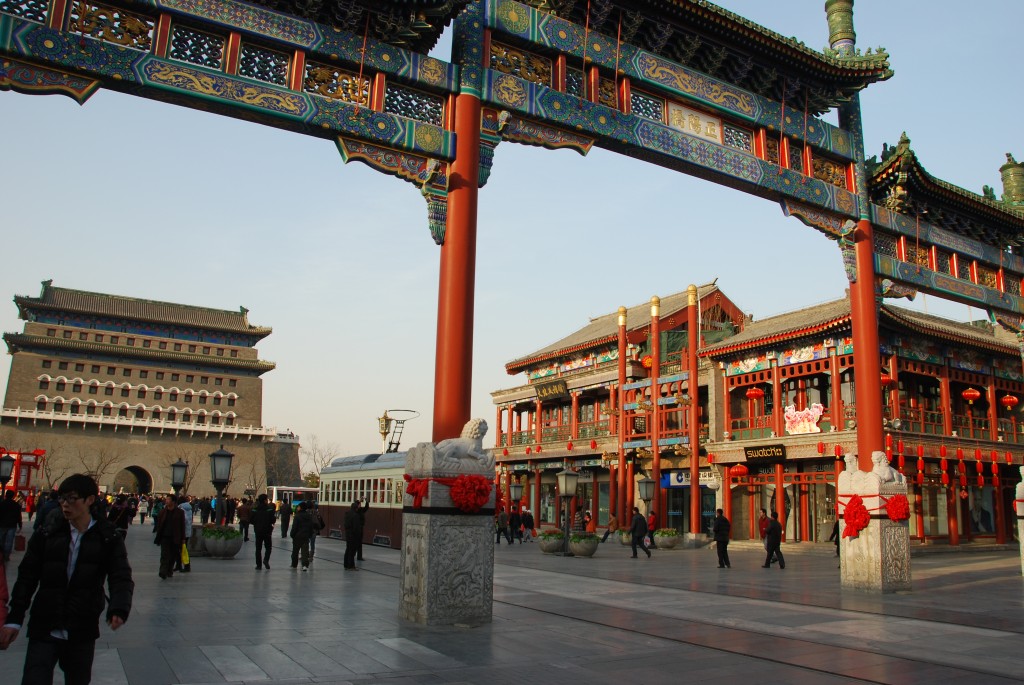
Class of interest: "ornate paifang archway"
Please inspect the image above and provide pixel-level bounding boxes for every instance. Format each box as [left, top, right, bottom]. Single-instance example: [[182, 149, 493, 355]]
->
[[5, 0, 1023, 591]]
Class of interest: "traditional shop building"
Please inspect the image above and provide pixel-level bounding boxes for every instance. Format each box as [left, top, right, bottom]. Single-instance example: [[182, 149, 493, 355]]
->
[[1, 281, 301, 497], [493, 288, 1024, 547], [491, 282, 746, 535]]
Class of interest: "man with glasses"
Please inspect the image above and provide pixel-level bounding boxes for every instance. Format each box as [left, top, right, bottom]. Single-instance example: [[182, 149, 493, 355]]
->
[[0, 473, 134, 684]]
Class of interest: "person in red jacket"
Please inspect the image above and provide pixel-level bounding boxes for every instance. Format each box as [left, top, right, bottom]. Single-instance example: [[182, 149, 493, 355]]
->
[[647, 510, 658, 548]]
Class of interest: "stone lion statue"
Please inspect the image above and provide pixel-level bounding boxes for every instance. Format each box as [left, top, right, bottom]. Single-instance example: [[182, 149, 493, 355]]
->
[[435, 418, 493, 472], [870, 449, 906, 485]]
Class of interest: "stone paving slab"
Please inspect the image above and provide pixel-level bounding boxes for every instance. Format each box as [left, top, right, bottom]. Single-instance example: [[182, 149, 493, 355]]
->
[[1, 527, 1021, 684]]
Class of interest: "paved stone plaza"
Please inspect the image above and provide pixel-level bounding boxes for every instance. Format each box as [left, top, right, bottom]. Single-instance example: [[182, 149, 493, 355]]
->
[[2, 531, 1022, 684]]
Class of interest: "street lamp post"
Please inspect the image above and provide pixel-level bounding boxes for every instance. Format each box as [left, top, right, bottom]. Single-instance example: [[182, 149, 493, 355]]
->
[[209, 446, 234, 525], [0, 452, 15, 496], [637, 475, 655, 516], [508, 478, 523, 508], [556, 467, 579, 556], [170, 459, 188, 496]]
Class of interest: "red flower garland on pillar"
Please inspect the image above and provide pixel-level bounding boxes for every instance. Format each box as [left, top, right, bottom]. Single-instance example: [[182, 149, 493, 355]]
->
[[885, 494, 910, 522], [447, 475, 493, 513], [842, 494, 870, 539]]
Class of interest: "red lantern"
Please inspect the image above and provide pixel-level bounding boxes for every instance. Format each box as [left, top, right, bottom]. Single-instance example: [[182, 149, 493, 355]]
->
[[525, 447, 532, 454], [745, 386, 765, 400], [940, 458, 948, 472], [1006, 451, 1014, 464], [897, 439, 904, 454], [707, 453, 715, 464], [976, 461, 984, 474], [590, 439, 597, 450], [502, 448, 509, 457], [898, 453, 905, 468], [917, 445, 924, 458], [817, 441, 825, 455], [1000, 394, 1019, 410], [834, 444, 843, 457], [729, 463, 749, 478], [991, 450, 999, 462], [975, 448, 982, 461], [535, 445, 542, 453], [880, 373, 895, 388], [956, 447, 964, 461], [959, 473, 967, 487], [941, 472, 950, 486], [940, 444, 948, 458], [886, 434, 893, 448], [916, 472, 924, 485], [641, 355, 654, 369], [566, 441, 573, 451], [961, 387, 981, 404], [977, 474, 985, 488], [991, 461, 999, 476]]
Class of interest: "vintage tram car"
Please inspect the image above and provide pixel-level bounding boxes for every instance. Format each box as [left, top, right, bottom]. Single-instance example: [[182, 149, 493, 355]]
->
[[318, 451, 406, 549]]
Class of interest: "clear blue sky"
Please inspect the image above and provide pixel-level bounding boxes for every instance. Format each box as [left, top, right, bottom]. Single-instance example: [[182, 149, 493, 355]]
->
[[2, 2, 1020, 466]]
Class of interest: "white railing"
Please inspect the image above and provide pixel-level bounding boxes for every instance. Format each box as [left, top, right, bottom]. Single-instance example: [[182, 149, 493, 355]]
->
[[1, 407, 279, 439]]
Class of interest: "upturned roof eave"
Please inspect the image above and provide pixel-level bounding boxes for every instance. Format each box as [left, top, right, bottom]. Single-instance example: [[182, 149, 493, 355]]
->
[[14, 296, 274, 339], [505, 334, 619, 374], [700, 315, 851, 358]]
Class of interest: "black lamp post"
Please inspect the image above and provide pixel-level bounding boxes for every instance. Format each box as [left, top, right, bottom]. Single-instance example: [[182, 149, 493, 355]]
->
[[508, 478, 524, 508], [556, 467, 579, 556], [638, 475, 655, 515], [209, 446, 234, 525], [170, 459, 188, 496], [0, 452, 15, 496]]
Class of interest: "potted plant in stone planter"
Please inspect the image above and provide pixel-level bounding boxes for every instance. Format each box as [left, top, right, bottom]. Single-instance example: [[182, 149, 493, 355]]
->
[[537, 529, 564, 554], [618, 529, 632, 545], [201, 524, 243, 559], [653, 528, 681, 549], [568, 532, 600, 557]]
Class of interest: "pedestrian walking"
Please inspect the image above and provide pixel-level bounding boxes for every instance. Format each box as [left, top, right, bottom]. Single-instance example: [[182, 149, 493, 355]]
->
[[762, 510, 785, 570], [0, 489, 23, 563], [237, 498, 252, 541], [251, 494, 276, 570], [289, 501, 317, 571], [522, 509, 535, 542], [629, 506, 651, 558], [647, 510, 658, 548], [601, 513, 618, 543], [154, 493, 185, 579], [107, 494, 131, 539], [0, 474, 134, 685], [355, 499, 369, 560], [712, 508, 731, 568], [508, 506, 522, 544], [174, 495, 192, 573], [309, 503, 325, 560], [279, 500, 292, 539], [343, 500, 364, 570], [758, 508, 777, 565], [32, 491, 60, 534], [496, 508, 510, 544]]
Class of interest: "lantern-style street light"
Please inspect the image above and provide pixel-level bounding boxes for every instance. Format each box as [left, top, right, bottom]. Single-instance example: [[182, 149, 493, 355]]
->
[[0, 452, 15, 495], [637, 475, 655, 514], [508, 478, 523, 505], [209, 446, 234, 525], [170, 459, 188, 495], [555, 467, 579, 556]]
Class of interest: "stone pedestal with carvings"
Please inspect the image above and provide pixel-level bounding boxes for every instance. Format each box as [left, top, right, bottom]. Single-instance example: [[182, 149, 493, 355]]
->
[[399, 421, 495, 626], [837, 453, 912, 593]]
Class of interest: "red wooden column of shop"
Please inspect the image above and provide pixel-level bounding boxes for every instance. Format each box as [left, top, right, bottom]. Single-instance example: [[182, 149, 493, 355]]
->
[[432, 86, 481, 442], [617, 306, 629, 518], [687, 285, 701, 534], [650, 297, 664, 525]]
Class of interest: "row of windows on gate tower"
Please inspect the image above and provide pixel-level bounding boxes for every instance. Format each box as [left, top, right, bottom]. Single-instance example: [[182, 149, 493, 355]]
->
[[37, 382, 236, 406], [33, 399, 236, 425], [39, 359, 237, 388], [46, 328, 239, 357]]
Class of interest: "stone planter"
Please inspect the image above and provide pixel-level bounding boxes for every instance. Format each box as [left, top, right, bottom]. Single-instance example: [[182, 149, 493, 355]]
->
[[203, 535, 243, 559], [655, 535, 680, 549], [538, 536, 564, 554], [569, 538, 599, 557], [188, 534, 208, 558], [618, 531, 632, 545]]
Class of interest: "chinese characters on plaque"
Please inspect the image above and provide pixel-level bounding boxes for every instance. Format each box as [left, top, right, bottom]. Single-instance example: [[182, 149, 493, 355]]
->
[[667, 103, 722, 144]]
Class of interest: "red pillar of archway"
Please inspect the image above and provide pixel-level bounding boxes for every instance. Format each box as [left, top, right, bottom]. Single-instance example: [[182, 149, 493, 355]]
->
[[850, 219, 884, 470], [432, 92, 481, 442]]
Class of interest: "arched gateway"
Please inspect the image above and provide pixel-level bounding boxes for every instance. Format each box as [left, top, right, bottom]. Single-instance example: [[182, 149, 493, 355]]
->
[[4, 0, 1022, 591], [111, 466, 153, 495]]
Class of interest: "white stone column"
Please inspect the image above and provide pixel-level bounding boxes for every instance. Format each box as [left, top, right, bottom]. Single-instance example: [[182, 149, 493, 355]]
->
[[837, 452, 912, 593], [399, 421, 496, 626]]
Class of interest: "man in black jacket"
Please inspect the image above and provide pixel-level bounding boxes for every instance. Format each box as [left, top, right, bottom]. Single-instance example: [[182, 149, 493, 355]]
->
[[250, 494, 277, 570], [289, 501, 318, 571], [0, 473, 134, 685], [712, 509, 731, 569], [343, 500, 364, 570], [762, 510, 785, 570]]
